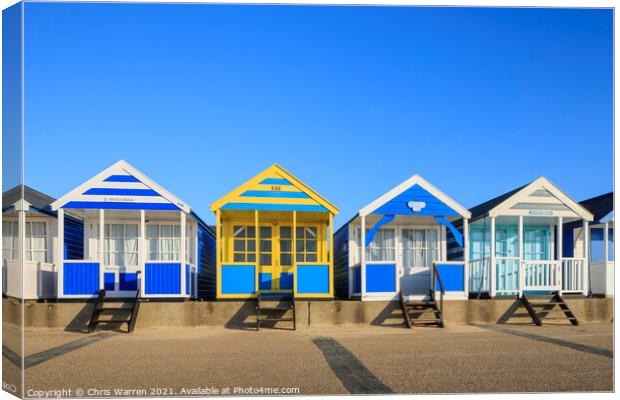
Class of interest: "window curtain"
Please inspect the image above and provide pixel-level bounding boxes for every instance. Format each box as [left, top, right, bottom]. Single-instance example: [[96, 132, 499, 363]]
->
[[402, 228, 437, 269], [3, 221, 48, 262], [2, 221, 18, 260], [147, 224, 181, 261], [26, 222, 47, 263], [104, 224, 138, 266], [366, 228, 395, 262], [125, 224, 138, 266]]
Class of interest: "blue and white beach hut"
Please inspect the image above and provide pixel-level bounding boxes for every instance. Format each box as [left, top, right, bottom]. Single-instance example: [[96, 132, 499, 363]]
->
[[51, 160, 215, 300], [465, 177, 594, 298], [563, 192, 613, 297], [3, 185, 83, 299], [334, 175, 471, 301]]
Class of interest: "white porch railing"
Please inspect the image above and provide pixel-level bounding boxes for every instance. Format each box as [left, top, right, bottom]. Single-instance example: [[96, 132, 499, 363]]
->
[[561, 258, 587, 294], [468, 257, 588, 296], [496, 257, 520, 293], [469, 257, 491, 293], [520, 260, 561, 292], [3, 260, 56, 299]]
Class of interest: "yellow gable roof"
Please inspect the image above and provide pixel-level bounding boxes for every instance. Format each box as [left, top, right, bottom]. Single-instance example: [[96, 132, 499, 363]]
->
[[210, 164, 338, 215]]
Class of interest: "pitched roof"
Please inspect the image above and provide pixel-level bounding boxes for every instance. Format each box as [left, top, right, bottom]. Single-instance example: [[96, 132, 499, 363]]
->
[[579, 192, 613, 223], [51, 160, 191, 213], [210, 164, 339, 214], [469, 184, 527, 220], [2, 185, 56, 213], [358, 174, 470, 218], [468, 177, 593, 221]]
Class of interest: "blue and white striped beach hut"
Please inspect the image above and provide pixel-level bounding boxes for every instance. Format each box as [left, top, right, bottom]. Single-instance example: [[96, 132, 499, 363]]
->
[[51, 160, 215, 300], [334, 175, 471, 301]]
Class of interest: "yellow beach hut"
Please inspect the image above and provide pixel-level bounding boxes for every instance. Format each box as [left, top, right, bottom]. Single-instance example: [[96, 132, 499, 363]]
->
[[210, 164, 339, 299]]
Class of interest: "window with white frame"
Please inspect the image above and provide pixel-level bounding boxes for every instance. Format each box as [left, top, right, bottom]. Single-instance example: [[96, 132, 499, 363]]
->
[[357, 227, 396, 262], [104, 224, 138, 266], [147, 224, 181, 261], [186, 224, 194, 264], [2, 221, 47, 262], [402, 228, 438, 269], [2, 221, 18, 261]]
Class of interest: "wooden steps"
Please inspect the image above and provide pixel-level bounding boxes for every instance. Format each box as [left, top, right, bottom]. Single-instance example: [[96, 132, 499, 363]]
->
[[256, 293, 296, 331], [87, 289, 141, 333], [399, 291, 444, 328], [519, 291, 579, 326], [399, 264, 446, 329]]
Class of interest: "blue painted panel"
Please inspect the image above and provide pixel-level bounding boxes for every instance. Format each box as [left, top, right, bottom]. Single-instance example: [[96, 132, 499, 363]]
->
[[435, 216, 463, 247], [365, 264, 396, 292], [259, 178, 292, 185], [63, 201, 180, 211], [591, 228, 604, 262], [64, 218, 84, 261], [64, 263, 100, 295], [365, 215, 395, 246], [240, 190, 310, 199], [104, 175, 141, 182], [297, 265, 329, 294], [145, 263, 181, 295], [259, 273, 272, 290], [280, 273, 294, 290], [609, 229, 614, 261], [435, 263, 465, 292], [221, 264, 256, 295], [371, 184, 460, 216], [185, 265, 190, 295], [83, 188, 160, 196], [221, 203, 328, 212], [353, 266, 361, 293], [563, 227, 575, 258], [104, 272, 115, 291], [120, 272, 138, 291]]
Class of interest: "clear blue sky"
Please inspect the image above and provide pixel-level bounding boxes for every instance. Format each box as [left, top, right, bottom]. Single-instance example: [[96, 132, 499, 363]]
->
[[19, 3, 613, 227]]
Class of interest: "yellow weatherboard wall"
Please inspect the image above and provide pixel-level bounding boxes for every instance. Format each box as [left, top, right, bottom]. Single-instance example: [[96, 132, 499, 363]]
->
[[211, 164, 338, 299]]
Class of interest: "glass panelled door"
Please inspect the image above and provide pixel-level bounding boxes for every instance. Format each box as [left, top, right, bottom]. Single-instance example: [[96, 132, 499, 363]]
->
[[257, 224, 299, 293], [258, 225, 275, 292], [234, 223, 319, 293], [495, 226, 519, 294], [92, 222, 141, 296], [523, 227, 550, 260], [400, 228, 439, 295]]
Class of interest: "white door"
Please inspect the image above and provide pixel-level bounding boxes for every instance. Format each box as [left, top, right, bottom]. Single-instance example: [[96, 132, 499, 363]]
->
[[400, 227, 439, 296]]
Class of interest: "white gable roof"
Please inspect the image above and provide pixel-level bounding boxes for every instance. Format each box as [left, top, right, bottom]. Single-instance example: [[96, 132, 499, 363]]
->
[[51, 160, 191, 213], [358, 174, 471, 218], [488, 177, 593, 221]]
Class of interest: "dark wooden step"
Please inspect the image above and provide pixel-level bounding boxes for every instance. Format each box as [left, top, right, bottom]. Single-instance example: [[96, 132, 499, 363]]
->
[[88, 288, 141, 333], [405, 302, 436, 308], [411, 319, 442, 324], [97, 307, 133, 311], [258, 318, 295, 322], [91, 319, 130, 324], [258, 306, 294, 311]]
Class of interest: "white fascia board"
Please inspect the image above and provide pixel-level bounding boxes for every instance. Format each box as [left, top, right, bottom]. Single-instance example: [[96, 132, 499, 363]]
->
[[358, 174, 471, 219], [50, 160, 192, 214], [488, 177, 594, 221], [13, 199, 31, 212], [115, 161, 191, 213]]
